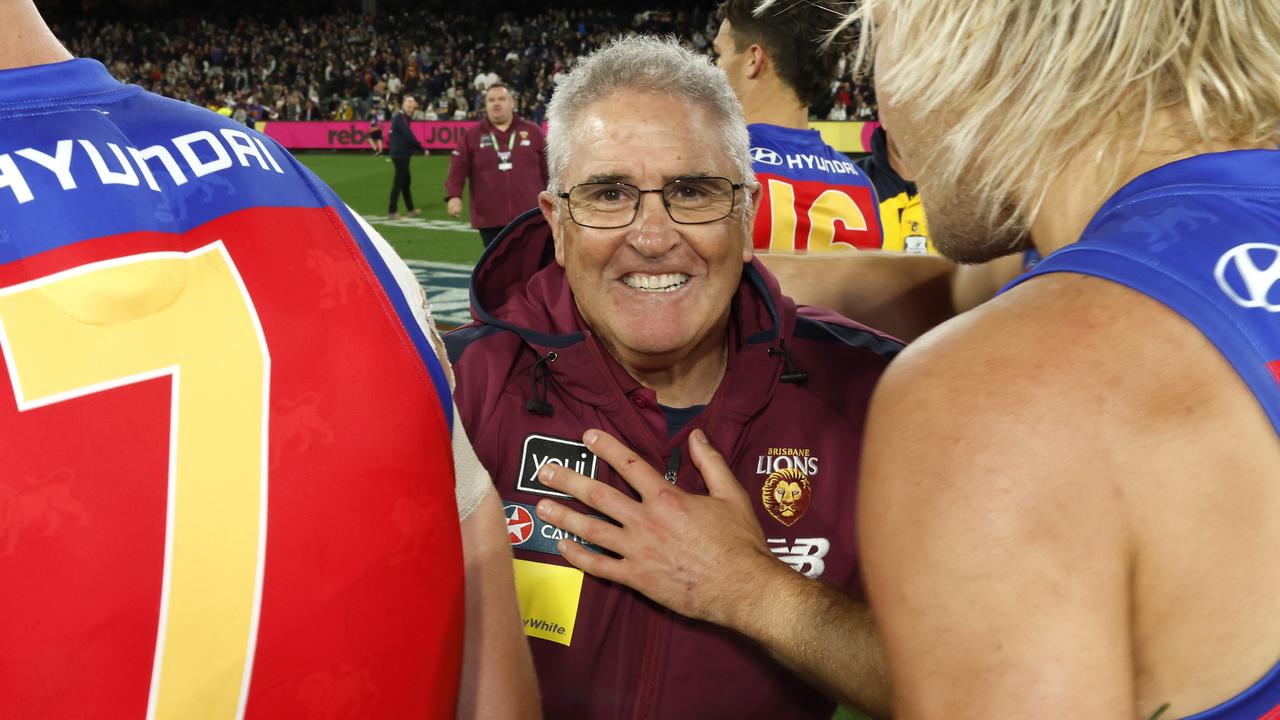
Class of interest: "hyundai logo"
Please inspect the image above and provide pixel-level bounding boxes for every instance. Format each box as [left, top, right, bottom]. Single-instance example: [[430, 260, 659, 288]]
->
[[1216, 243, 1280, 312], [751, 147, 783, 166]]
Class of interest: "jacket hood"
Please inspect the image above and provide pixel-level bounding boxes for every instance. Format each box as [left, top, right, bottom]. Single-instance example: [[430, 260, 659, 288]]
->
[[468, 208, 791, 350]]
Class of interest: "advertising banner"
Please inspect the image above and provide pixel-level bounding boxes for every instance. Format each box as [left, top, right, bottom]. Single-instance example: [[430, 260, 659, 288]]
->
[[811, 121, 880, 155], [260, 121, 477, 151], [261, 120, 882, 154]]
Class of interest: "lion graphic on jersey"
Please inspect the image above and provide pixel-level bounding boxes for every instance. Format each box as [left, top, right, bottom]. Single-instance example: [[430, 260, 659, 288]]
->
[[761, 466, 812, 527]]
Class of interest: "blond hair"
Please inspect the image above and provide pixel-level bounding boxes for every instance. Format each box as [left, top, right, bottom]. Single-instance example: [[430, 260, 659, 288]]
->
[[842, 0, 1280, 230]]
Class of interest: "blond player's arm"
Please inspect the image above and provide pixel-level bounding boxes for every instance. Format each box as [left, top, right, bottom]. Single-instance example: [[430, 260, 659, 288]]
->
[[756, 251, 955, 341], [359, 210, 539, 718]]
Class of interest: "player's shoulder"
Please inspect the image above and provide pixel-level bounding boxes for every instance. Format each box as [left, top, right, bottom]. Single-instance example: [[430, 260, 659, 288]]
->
[[876, 270, 1231, 462]]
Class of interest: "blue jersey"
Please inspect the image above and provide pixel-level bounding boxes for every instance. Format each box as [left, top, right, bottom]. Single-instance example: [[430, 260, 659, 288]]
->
[[1009, 148, 1280, 720], [747, 124, 883, 253]]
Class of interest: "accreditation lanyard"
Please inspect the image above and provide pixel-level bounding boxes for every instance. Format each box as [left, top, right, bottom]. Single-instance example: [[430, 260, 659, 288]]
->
[[489, 131, 516, 171]]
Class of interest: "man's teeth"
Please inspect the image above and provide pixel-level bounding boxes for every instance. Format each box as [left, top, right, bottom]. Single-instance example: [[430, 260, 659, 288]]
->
[[622, 273, 690, 292]]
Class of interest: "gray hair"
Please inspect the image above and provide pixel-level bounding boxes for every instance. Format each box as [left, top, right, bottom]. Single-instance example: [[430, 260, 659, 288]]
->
[[544, 35, 755, 212]]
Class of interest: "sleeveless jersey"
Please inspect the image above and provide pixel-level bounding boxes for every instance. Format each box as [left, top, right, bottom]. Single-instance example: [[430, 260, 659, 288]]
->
[[748, 123, 883, 253], [1009, 148, 1280, 720], [0, 59, 465, 718]]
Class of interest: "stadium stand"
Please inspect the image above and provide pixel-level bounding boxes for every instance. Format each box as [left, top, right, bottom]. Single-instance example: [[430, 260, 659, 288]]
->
[[52, 6, 877, 126]]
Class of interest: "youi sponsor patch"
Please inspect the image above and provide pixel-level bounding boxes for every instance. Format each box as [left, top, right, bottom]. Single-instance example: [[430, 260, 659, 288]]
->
[[504, 501, 603, 557], [516, 434, 598, 498]]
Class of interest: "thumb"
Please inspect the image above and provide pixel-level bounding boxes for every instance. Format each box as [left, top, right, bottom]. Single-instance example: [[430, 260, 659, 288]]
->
[[689, 429, 748, 503]]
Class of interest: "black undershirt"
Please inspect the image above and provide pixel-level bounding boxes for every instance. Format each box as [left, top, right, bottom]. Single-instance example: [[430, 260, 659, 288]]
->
[[660, 404, 706, 438]]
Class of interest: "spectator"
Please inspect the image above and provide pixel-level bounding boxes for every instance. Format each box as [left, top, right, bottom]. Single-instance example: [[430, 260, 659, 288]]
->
[[444, 82, 547, 247], [472, 64, 498, 92], [56, 7, 710, 122]]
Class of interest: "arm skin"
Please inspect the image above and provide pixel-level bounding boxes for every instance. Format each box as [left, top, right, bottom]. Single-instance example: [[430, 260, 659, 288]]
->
[[857, 279, 1137, 719], [456, 487, 542, 720], [533, 429, 891, 719], [758, 250, 1029, 341], [756, 251, 956, 342]]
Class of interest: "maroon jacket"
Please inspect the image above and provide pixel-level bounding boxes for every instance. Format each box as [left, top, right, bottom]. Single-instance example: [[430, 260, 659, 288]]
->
[[443, 115, 548, 229], [445, 211, 901, 719]]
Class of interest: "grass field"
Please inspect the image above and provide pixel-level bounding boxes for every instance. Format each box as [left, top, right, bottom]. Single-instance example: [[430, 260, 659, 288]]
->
[[296, 152, 487, 267]]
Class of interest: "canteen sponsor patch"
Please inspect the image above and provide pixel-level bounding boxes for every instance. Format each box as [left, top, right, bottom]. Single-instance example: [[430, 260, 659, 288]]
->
[[516, 433, 598, 498], [504, 501, 603, 556]]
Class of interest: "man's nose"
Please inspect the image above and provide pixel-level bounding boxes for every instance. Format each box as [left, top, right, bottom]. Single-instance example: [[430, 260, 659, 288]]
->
[[630, 191, 678, 256]]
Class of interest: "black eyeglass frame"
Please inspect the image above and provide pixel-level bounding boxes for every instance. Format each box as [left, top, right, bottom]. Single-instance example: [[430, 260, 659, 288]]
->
[[556, 177, 746, 229]]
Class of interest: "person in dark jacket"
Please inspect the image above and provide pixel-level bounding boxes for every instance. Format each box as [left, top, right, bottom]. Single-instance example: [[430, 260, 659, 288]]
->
[[387, 94, 425, 219], [445, 36, 896, 719], [444, 83, 548, 247]]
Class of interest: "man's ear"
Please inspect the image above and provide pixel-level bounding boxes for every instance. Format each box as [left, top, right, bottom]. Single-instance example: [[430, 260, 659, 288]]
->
[[743, 183, 762, 262], [746, 43, 766, 80], [539, 191, 567, 266]]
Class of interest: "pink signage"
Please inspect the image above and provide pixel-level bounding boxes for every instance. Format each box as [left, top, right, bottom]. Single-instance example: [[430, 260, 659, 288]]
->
[[260, 121, 478, 151]]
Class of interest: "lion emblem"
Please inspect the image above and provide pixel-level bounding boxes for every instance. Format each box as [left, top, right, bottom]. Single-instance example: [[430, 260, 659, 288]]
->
[[761, 467, 812, 527]]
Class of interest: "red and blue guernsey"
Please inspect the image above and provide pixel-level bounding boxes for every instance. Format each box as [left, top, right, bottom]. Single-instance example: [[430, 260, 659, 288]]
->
[[1010, 148, 1280, 720], [0, 59, 463, 718], [748, 123, 883, 253]]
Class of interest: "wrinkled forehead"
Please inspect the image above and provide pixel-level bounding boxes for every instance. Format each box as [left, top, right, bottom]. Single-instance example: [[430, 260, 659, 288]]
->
[[565, 91, 733, 183]]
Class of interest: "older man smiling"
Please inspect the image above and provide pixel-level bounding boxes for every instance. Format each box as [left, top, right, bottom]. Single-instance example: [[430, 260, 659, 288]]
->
[[445, 36, 898, 719]]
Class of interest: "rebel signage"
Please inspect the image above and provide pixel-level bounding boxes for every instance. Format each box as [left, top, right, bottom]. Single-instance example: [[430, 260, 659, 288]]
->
[[516, 434, 598, 498], [260, 120, 481, 151]]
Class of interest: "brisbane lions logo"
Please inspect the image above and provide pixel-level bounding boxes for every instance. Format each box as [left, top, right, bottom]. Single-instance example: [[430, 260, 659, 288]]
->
[[761, 467, 812, 527]]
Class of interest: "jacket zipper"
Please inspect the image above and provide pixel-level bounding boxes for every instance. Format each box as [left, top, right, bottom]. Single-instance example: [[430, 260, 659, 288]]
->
[[630, 605, 671, 720], [664, 447, 680, 483]]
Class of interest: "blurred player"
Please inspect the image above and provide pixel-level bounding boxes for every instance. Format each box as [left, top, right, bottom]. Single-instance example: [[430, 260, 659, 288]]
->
[[854, 125, 931, 255], [714, 0, 881, 255], [714, 0, 956, 339], [0, 1, 536, 717], [367, 117, 384, 155]]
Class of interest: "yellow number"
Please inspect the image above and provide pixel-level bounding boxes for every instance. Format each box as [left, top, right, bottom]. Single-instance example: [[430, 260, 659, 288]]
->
[[766, 178, 798, 253], [765, 179, 868, 253], [807, 188, 867, 253], [0, 242, 269, 720]]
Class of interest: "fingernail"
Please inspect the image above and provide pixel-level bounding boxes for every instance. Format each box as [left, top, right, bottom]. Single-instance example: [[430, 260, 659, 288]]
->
[[584, 430, 598, 445], [536, 500, 553, 518], [692, 429, 707, 444], [540, 465, 556, 483]]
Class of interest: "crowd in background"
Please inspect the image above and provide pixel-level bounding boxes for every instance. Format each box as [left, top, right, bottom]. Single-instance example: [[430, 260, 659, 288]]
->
[[52, 6, 877, 126]]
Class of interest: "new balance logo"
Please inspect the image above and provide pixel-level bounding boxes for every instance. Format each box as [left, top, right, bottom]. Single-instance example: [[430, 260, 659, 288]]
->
[[768, 537, 831, 579]]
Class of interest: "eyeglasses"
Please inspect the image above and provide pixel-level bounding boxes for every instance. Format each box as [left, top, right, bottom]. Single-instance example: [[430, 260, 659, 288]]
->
[[557, 177, 745, 229]]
